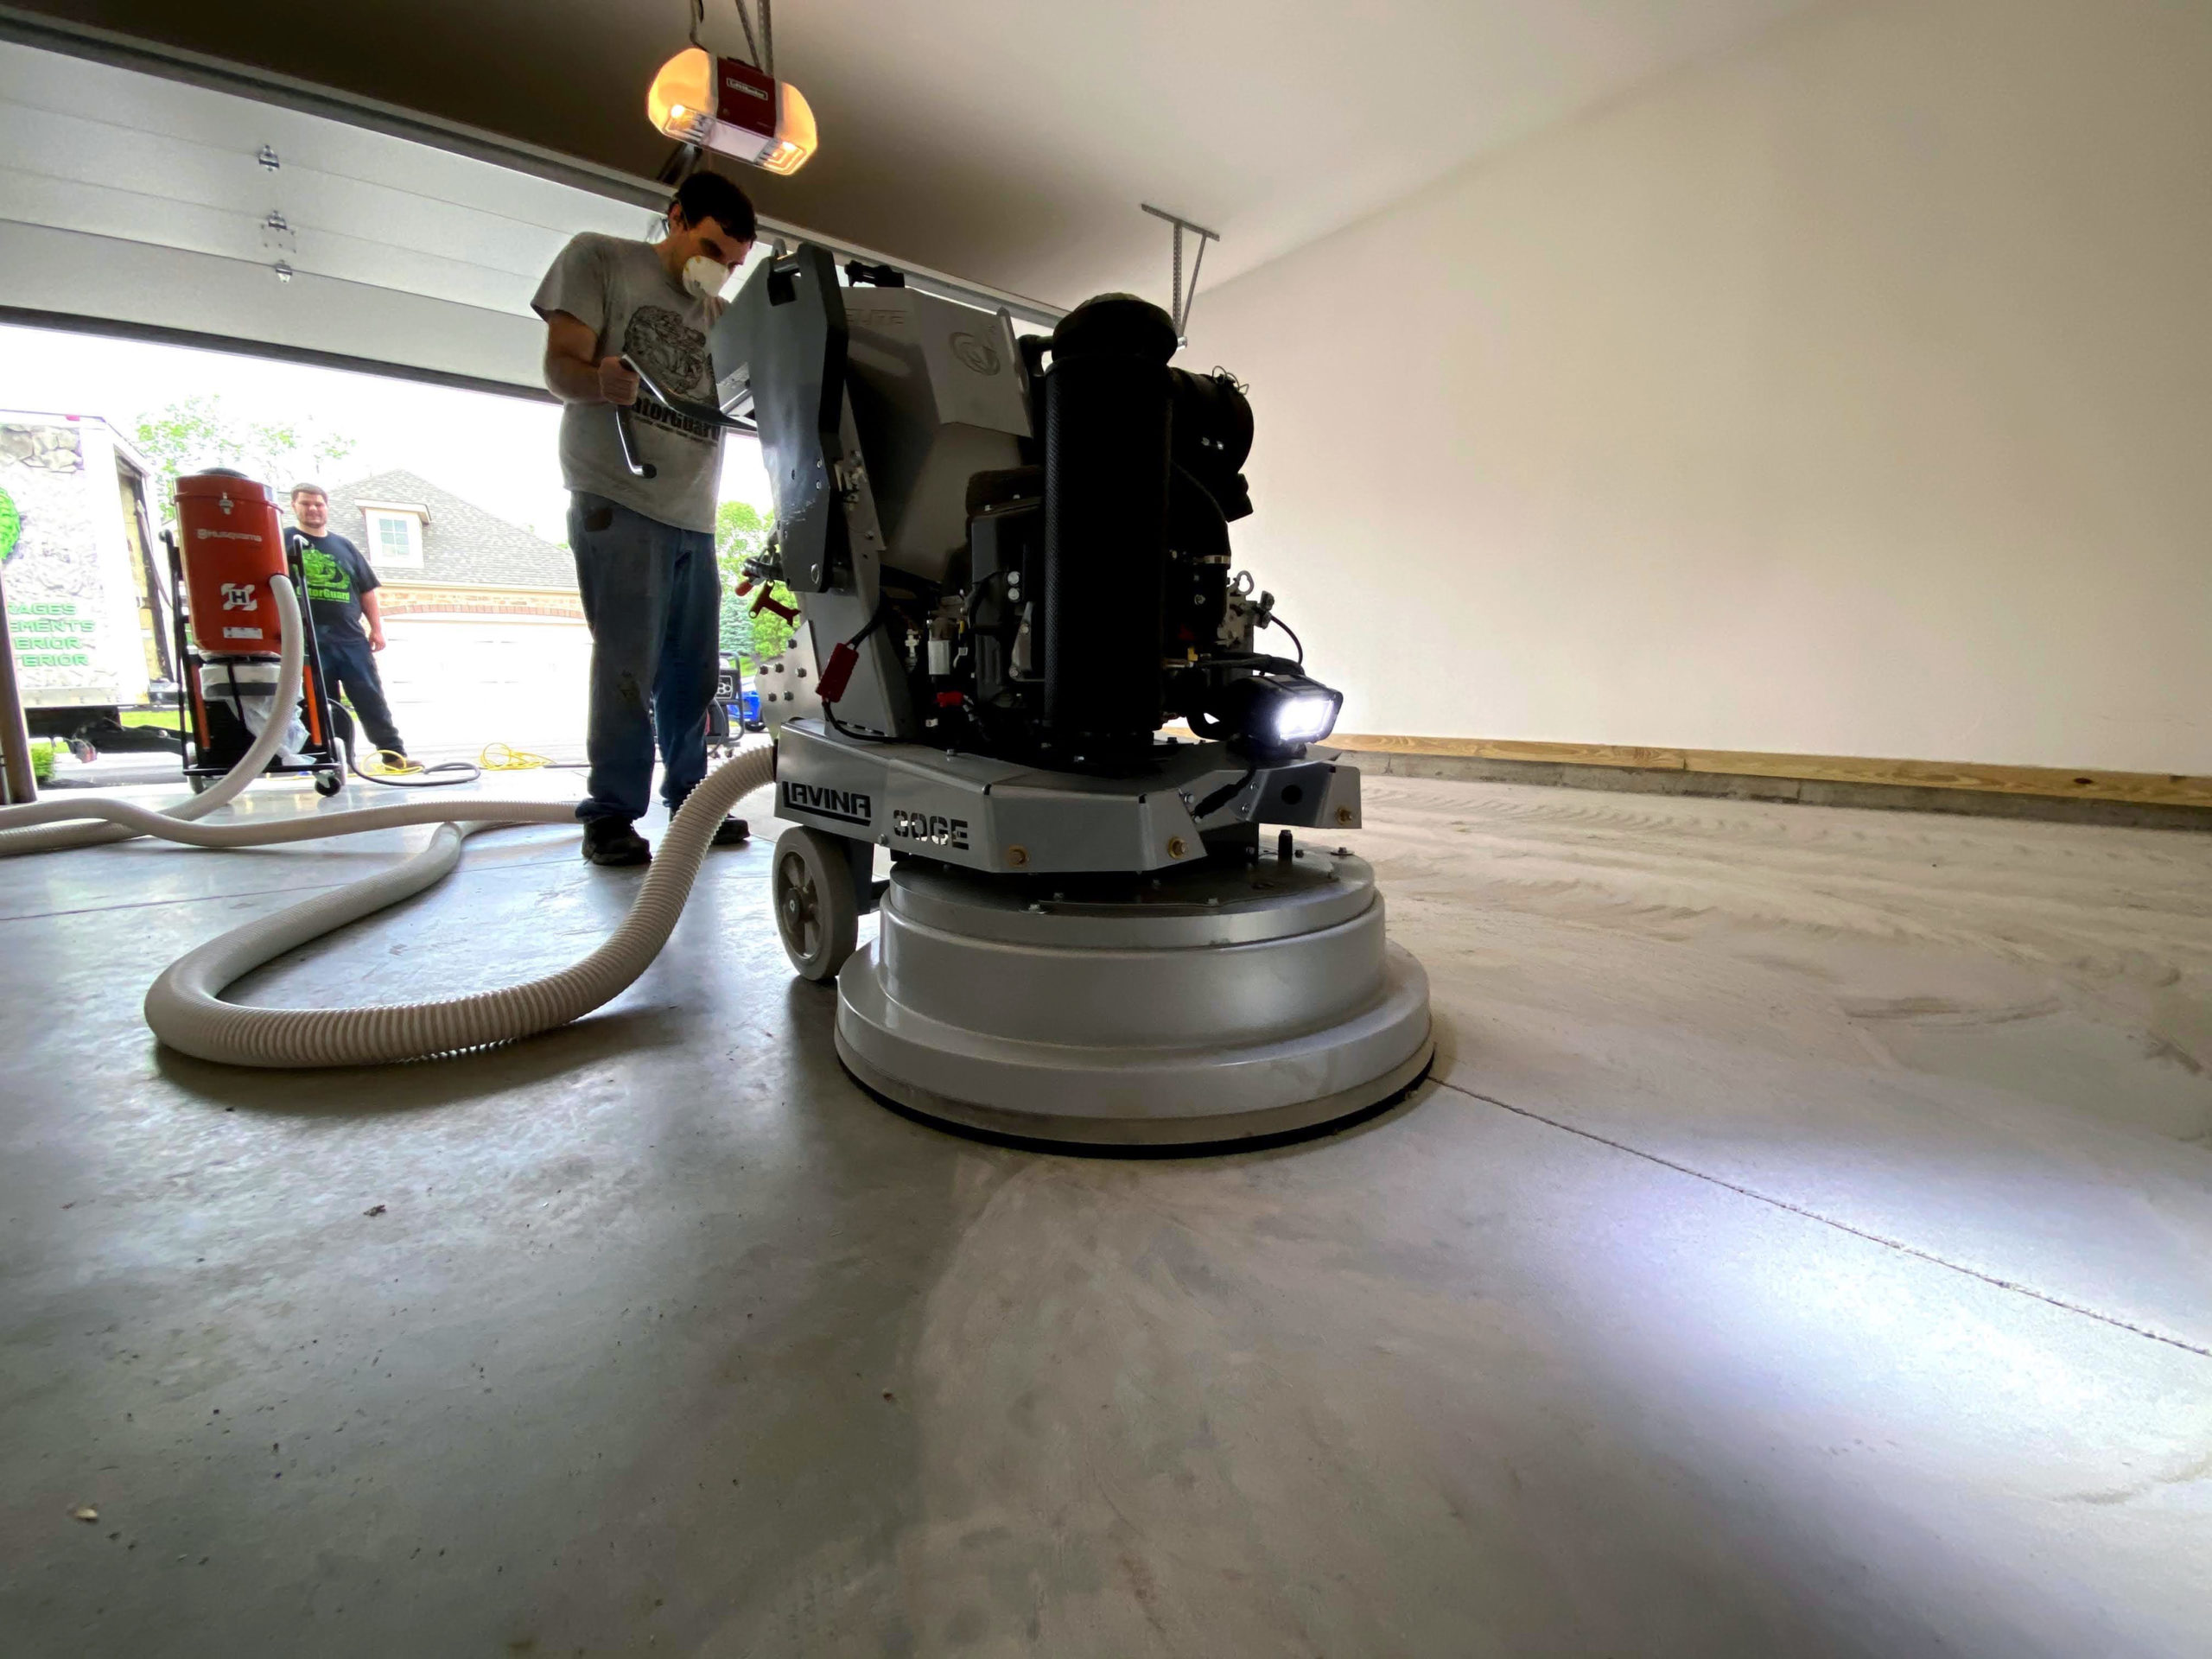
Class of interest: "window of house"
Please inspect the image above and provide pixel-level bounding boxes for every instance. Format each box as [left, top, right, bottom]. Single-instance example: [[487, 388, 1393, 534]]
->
[[359, 506, 425, 569]]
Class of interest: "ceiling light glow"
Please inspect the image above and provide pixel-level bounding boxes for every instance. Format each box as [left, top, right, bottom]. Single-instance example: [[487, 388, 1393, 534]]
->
[[647, 47, 817, 175]]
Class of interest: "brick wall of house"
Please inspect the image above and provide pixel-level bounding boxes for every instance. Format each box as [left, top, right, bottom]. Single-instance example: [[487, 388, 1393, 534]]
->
[[378, 584, 584, 622]]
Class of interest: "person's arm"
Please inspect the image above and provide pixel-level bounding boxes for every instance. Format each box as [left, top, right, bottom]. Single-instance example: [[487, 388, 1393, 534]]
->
[[532, 236, 639, 407], [543, 312, 639, 407], [346, 543, 386, 649]]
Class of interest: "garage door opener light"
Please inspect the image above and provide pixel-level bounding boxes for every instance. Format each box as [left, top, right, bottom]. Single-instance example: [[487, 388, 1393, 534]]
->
[[649, 46, 816, 175]]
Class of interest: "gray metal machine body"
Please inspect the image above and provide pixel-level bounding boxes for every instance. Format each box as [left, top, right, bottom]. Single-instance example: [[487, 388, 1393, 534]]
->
[[715, 247, 1356, 868], [772, 721, 1363, 878], [710, 247, 1432, 1147]]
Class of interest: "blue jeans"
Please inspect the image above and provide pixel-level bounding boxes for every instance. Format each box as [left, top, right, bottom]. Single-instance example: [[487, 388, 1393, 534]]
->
[[568, 492, 720, 823], [316, 628, 405, 759]]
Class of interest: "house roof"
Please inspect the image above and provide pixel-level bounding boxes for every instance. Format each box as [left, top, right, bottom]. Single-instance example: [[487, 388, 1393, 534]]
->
[[321, 469, 575, 591]]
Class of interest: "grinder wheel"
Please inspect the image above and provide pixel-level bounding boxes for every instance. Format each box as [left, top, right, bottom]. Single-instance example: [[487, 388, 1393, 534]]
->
[[834, 851, 1434, 1148], [772, 826, 859, 982]]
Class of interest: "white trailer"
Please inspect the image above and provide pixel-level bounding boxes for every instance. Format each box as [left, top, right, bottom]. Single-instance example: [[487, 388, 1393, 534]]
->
[[0, 412, 171, 734]]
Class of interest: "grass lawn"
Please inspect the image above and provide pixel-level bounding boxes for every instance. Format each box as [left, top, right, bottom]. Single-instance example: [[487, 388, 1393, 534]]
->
[[120, 709, 184, 730]]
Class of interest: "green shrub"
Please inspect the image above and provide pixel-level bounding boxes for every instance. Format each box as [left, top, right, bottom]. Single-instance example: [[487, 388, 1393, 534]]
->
[[30, 740, 57, 784]]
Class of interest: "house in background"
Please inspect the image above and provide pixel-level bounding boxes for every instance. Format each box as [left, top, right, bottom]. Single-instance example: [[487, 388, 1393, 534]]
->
[[317, 469, 590, 756], [320, 469, 580, 621]]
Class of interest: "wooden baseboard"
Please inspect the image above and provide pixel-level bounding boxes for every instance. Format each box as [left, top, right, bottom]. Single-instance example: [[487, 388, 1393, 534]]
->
[[1325, 734, 2212, 811]]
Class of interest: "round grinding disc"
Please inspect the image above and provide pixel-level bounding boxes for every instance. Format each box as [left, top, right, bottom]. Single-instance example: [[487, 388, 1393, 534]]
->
[[834, 848, 1433, 1149]]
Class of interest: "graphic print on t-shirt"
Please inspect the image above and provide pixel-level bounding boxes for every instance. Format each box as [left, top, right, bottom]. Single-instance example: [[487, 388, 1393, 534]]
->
[[624, 306, 717, 444], [298, 543, 353, 608]]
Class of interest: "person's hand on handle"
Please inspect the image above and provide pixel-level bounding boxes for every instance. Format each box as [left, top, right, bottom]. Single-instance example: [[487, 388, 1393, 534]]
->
[[597, 356, 641, 406]]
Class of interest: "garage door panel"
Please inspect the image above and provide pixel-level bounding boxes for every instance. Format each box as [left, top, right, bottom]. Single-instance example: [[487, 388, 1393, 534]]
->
[[2, 112, 588, 311], [0, 219, 548, 388], [0, 35, 649, 382]]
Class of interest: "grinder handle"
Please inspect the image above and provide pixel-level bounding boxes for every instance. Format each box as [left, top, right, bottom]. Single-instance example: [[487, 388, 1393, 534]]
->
[[612, 405, 656, 480]]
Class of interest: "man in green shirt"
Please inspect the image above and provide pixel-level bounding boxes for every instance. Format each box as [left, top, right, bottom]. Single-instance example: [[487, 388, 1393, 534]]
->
[[286, 484, 407, 764]]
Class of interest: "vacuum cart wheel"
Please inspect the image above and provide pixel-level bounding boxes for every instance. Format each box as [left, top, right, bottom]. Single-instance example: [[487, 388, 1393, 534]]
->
[[772, 826, 860, 982], [313, 768, 345, 797]]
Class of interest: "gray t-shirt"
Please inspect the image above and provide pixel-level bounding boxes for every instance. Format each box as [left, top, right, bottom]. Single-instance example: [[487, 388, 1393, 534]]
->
[[531, 232, 725, 532]]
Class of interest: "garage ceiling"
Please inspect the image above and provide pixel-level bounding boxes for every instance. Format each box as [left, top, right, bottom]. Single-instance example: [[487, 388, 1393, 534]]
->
[[0, 31, 1036, 396], [9, 0, 1822, 316]]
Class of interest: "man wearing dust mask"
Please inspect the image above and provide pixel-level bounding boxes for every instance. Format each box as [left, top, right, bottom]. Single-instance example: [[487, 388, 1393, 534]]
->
[[534, 170, 758, 865]]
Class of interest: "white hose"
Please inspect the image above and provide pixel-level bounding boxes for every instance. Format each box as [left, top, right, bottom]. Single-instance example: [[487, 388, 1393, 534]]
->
[[0, 575, 778, 1067], [0, 575, 311, 856], [143, 745, 772, 1067]]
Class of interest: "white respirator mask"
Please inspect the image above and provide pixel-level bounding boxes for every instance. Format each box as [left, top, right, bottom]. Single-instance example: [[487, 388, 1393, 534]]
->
[[682, 254, 732, 300]]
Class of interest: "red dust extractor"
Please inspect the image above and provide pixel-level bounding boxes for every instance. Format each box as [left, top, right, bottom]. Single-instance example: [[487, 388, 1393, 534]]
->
[[174, 471, 291, 656], [167, 470, 345, 795]]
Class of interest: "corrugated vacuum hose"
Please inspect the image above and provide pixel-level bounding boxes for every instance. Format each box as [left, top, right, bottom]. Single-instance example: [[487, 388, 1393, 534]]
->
[[0, 576, 315, 857], [0, 576, 776, 1068]]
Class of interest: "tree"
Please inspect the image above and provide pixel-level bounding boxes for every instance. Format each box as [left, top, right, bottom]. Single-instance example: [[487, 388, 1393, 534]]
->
[[715, 499, 772, 572], [130, 396, 358, 517], [715, 499, 798, 665]]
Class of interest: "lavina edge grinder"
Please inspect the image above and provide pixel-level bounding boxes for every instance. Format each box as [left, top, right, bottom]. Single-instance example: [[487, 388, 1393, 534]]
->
[[717, 246, 1433, 1147]]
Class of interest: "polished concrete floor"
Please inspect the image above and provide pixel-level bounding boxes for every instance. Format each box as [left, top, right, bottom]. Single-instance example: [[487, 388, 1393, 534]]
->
[[2, 766, 2209, 1655]]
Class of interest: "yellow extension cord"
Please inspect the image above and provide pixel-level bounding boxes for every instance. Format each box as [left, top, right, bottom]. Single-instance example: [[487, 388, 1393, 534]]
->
[[478, 742, 550, 771], [353, 745, 550, 775]]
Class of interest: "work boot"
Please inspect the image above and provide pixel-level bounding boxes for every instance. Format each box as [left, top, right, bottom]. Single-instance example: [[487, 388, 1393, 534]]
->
[[668, 785, 749, 849], [580, 817, 652, 867]]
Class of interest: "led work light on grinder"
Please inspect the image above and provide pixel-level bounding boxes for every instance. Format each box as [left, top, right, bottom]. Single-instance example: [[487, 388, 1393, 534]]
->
[[718, 249, 1433, 1148]]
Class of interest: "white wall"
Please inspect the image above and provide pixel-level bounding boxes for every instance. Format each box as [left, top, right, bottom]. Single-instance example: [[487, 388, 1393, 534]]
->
[[1189, 0, 2212, 773]]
